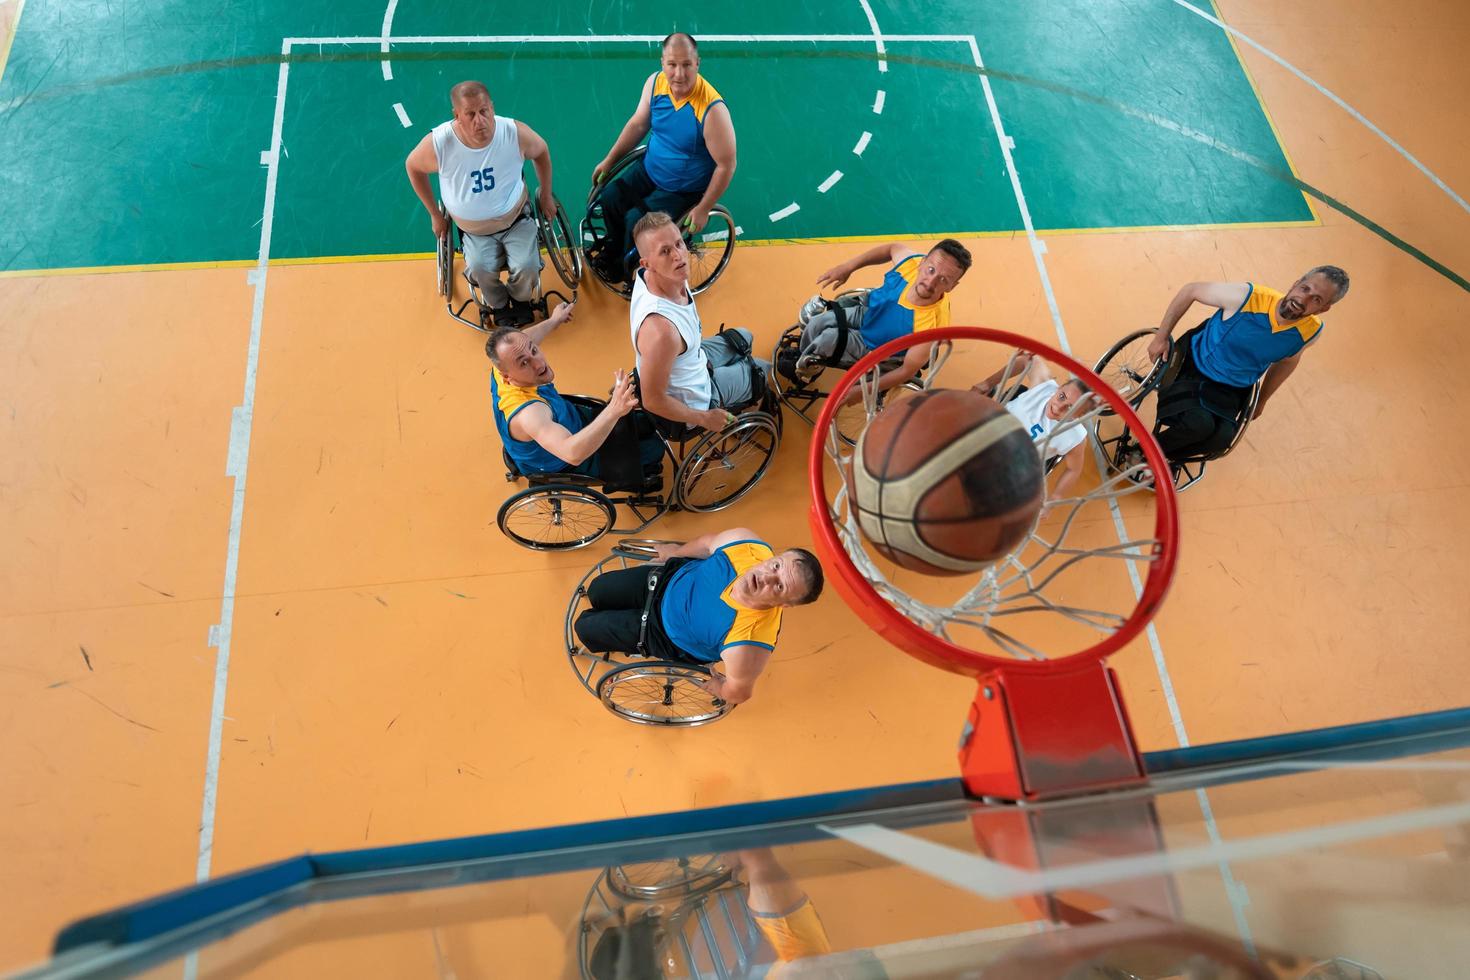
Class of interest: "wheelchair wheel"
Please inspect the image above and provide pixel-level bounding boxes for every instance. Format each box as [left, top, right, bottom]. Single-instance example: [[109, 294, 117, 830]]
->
[[685, 205, 735, 296], [498, 485, 616, 551], [606, 857, 733, 902], [674, 414, 780, 513], [1093, 328, 1172, 415], [533, 194, 582, 292], [596, 661, 730, 727], [435, 227, 452, 298]]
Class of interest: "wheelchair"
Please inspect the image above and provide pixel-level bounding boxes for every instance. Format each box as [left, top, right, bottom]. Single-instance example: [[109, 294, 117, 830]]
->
[[495, 385, 782, 552], [1090, 327, 1261, 492], [578, 856, 762, 980], [436, 187, 582, 332], [580, 145, 736, 300], [769, 291, 948, 445], [563, 539, 736, 727]]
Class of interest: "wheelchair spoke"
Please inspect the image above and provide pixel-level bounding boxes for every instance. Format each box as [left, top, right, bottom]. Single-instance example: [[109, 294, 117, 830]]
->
[[598, 665, 727, 726], [685, 206, 735, 296], [498, 488, 614, 551], [678, 423, 778, 512]]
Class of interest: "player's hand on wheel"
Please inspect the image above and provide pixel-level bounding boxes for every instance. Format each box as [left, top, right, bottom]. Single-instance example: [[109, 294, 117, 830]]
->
[[591, 158, 612, 186], [1147, 330, 1170, 362], [699, 671, 727, 700], [650, 542, 681, 563], [431, 210, 450, 239], [697, 407, 735, 432], [537, 188, 557, 220], [681, 207, 710, 234]]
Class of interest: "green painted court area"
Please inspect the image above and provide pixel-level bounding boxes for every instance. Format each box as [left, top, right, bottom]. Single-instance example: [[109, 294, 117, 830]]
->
[[0, 0, 1312, 273]]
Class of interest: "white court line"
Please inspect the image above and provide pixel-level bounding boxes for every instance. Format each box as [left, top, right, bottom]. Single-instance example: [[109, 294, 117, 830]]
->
[[872, 90, 885, 114], [822, 798, 1470, 899], [392, 101, 411, 127], [853, 131, 872, 155], [1170, 0, 1470, 215], [196, 42, 291, 887], [855, 0, 888, 72], [379, 0, 399, 80], [818, 170, 844, 193], [770, 202, 801, 222]]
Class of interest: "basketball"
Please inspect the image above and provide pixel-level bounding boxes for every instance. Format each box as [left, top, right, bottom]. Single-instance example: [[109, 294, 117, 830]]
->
[[848, 388, 1044, 575]]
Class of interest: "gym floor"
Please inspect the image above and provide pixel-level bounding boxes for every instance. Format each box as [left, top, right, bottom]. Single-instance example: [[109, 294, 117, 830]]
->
[[1, 0, 1468, 972]]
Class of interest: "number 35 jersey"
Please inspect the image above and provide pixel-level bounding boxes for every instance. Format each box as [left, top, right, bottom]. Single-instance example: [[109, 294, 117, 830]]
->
[[431, 116, 527, 234]]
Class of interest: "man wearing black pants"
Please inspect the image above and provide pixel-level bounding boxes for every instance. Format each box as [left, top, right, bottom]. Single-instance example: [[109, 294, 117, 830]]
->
[[574, 528, 823, 706]]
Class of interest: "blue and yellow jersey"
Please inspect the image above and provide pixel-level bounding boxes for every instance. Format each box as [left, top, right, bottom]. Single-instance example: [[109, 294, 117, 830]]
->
[[753, 898, 833, 975], [489, 366, 584, 474], [1192, 283, 1324, 388], [659, 540, 783, 663], [858, 255, 952, 348], [645, 72, 726, 193]]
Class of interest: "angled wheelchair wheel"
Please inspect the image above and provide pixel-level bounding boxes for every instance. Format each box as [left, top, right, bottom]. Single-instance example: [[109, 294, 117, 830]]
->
[[674, 414, 780, 513], [586, 145, 648, 208], [1093, 328, 1172, 415], [685, 205, 735, 296], [606, 856, 733, 902], [581, 146, 647, 300], [498, 484, 616, 551], [534, 194, 582, 292], [436, 227, 452, 298], [596, 661, 731, 727]]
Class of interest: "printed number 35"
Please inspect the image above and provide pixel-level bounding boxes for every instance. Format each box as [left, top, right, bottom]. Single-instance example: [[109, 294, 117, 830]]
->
[[471, 167, 495, 194]]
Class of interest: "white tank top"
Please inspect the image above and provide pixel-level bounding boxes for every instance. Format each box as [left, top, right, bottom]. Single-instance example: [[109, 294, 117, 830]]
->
[[630, 270, 712, 411], [432, 116, 527, 233]]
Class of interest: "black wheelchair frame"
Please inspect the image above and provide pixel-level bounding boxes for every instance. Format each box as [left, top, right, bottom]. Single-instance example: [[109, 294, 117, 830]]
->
[[1090, 327, 1261, 492], [436, 187, 582, 332], [495, 386, 782, 552], [580, 145, 736, 300]]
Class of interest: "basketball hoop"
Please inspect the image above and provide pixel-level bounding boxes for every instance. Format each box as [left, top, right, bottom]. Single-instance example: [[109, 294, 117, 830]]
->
[[808, 326, 1180, 799]]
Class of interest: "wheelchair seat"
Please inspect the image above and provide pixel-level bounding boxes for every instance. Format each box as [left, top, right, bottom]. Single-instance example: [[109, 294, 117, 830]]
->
[[436, 189, 581, 332]]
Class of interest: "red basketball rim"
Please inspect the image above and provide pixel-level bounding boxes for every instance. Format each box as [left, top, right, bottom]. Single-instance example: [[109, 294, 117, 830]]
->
[[807, 325, 1180, 677]]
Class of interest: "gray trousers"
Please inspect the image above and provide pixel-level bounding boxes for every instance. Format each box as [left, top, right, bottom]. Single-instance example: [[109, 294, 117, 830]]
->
[[704, 328, 771, 410], [461, 210, 541, 308], [798, 291, 872, 365]]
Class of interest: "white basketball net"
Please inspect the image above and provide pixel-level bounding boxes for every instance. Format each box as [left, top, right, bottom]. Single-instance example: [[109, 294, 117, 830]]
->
[[822, 345, 1168, 662]]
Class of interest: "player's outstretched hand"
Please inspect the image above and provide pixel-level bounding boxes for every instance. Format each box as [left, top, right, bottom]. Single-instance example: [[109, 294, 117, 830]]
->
[[815, 263, 851, 291], [607, 370, 638, 418]]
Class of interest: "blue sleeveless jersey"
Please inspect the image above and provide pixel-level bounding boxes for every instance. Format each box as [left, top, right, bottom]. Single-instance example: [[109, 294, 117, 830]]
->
[[645, 73, 725, 193], [490, 367, 583, 474], [1192, 283, 1324, 387]]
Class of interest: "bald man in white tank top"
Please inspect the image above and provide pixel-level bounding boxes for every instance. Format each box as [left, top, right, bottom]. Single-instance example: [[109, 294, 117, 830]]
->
[[630, 212, 769, 432], [406, 81, 559, 327]]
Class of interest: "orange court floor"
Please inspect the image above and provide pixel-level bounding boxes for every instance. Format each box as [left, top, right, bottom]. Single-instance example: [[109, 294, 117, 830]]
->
[[3, 0, 1470, 972]]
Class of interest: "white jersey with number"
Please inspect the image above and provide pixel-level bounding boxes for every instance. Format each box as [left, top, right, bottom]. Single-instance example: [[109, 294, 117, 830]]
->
[[431, 116, 526, 234], [1005, 379, 1087, 460], [630, 270, 712, 411]]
